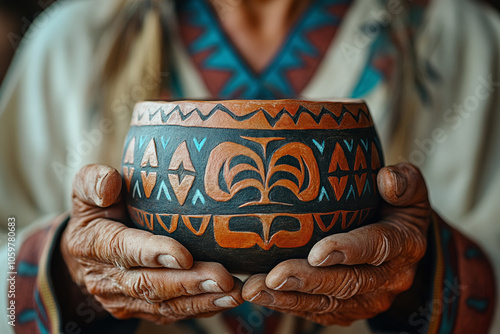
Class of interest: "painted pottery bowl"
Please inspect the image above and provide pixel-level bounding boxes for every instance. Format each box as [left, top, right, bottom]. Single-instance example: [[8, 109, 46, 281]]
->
[[121, 100, 384, 273]]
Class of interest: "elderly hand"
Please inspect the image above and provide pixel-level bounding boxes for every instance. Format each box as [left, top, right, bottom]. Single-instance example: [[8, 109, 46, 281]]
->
[[242, 163, 430, 326], [60, 164, 243, 325]]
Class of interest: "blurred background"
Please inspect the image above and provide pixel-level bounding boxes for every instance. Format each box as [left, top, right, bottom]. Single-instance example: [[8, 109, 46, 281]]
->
[[0, 0, 56, 83], [0, 0, 499, 86]]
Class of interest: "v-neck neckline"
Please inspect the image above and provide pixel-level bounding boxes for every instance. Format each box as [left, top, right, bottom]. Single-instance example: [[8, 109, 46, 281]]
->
[[177, 0, 353, 99], [203, 0, 317, 78]]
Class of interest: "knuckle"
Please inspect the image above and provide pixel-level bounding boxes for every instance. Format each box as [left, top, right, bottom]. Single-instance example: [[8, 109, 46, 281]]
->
[[317, 296, 339, 314], [104, 227, 123, 258], [206, 262, 227, 276], [371, 230, 391, 265], [66, 241, 80, 257], [131, 273, 160, 303], [85, 282, 99, 295], [83, 266, 122, 295], [308, 278, 326, 295], [64, 231, 90, 259], [333, 268, 362, 299], [160, 300, 203, 319], [84, 276, 102, 296], [158, 302, 176, 318], [281, 294, 302, 310], [104, 227, 136, 269]]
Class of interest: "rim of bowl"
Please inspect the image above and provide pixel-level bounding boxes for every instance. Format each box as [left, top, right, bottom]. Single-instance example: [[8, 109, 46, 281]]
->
[[130, 99, 373, 130]]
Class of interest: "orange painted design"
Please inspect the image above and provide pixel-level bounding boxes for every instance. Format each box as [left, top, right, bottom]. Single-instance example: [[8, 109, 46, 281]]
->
[[168, 141, 196, 205], [141, 171, 157, 198], [205, 141, 265, 202], [313, 208, 374, 232], [127, 207, 375, 248], [328, 143, 349, 172], [205, 137, 320, 206], [213, 214, 314, 250], [169, 141, 196, 172], [342, 210, 359, 229], [359, 208, 372, 224], [156, 214, 179, 233], [123, 167, 134, 192], [168, 174, 195, 206], [181, 215, 211, 236], [123, 137, 135, 164], [267, 140, 320, 203], [328, 175, 349, 201], [355, 173, 367, 196], [371, 142, 381, 169], [128, 206, 154, 230], [313, 212, 341, 232], [354, 145, 367, 170], [140, 138, 158, 168], [130, 100, 373, 130]]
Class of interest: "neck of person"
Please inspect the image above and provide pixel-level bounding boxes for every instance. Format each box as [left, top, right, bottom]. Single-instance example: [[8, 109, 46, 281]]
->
[[210, 0, 312, 73]]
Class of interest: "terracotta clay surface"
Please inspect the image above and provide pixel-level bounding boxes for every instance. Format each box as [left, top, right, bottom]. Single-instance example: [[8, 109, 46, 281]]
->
[[121, 100, 384, 273]]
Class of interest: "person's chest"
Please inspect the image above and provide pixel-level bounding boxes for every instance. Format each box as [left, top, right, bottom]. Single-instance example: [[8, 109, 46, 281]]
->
[[171, 0, 353, 100]]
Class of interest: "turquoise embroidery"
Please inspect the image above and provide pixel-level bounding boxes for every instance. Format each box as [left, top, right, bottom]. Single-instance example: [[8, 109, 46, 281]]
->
[[178, 0, 352, 99]]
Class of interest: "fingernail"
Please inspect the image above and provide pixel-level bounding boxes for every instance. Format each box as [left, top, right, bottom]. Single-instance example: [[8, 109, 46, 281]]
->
[[317, 251, 345, 267], [390, 169, 407, 197], [275, 276, 302, 290], [214, 296, 238, 308], [200, 279, 223, 293], [158, 255, 182, 269], [96, 172, 108, 199], [249, 290, 274, 305]]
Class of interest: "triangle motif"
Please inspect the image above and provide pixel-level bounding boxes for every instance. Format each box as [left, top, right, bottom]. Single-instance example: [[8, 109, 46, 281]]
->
[[141, 139, 158, 167], [123, 138, 135, 164], [156, 180, 172, 201], [123, 167, 134, 192], [354, 146, 367, 170], [182, 215, 211, 236], [341, 211, 359, 230], [141, 171, 157, 198], [328, 176, 349, 201], [355, 173, 367, 196], [328, 143, 349, 172], [346, 184, 356, 200], [132, 180, 142, 199], [156, 214, 179, 233], [314, 212, 341, 232], [371, 142, 381, 169]]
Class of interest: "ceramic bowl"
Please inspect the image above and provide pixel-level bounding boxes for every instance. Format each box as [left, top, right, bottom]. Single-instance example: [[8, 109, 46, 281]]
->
[[121, 99, 384, 273]]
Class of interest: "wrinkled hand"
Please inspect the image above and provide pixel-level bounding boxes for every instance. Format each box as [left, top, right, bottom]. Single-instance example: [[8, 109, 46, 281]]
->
[[242, 163, 430, 326], [61, 164, 243, 325]]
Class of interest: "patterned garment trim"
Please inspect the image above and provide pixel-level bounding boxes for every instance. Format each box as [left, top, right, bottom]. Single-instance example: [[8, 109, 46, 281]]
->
[[427, 213, 445, 334], [36, 214, 70, 333]]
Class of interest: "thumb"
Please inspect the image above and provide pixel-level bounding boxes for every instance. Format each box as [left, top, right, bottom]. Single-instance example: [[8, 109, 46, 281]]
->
[[72, 164, 122, 209], [377, 163, 429, 207]]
